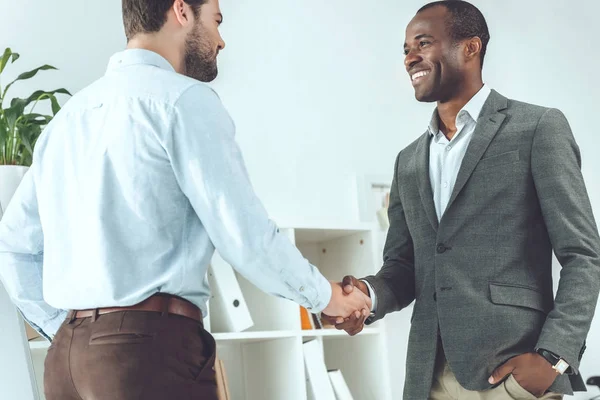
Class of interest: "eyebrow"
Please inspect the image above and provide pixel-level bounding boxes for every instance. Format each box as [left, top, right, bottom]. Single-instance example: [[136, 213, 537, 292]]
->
[[404, 34, 435, 48]]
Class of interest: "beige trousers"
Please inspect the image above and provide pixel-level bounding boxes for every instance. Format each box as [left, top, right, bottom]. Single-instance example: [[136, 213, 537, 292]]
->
[[429, 350, 563, 400]]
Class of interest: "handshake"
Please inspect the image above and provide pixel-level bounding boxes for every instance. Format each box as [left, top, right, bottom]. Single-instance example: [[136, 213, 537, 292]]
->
[[321, 276, 371, 336]]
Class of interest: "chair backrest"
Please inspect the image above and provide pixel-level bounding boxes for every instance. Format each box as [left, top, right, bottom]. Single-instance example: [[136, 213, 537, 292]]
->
[[588, 376, 600, 389]]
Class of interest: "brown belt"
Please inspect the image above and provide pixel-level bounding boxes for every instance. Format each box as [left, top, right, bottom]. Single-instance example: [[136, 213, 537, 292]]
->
[[67, 293, 203, 323]]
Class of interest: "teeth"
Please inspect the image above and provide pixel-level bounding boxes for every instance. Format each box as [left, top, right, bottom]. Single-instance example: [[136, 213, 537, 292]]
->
[[412, 71, 429, 81]]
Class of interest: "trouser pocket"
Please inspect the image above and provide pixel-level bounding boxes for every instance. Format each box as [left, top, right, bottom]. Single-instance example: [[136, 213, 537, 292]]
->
[[504, 375, 538, 400], [165, 324, 217, 383]]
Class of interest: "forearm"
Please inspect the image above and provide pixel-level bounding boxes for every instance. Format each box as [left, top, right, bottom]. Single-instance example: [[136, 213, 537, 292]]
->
[[532, 107, 600, 371], [221, 225, 333, 314], [535, 239, 600, 372], [0, 252, 67, 340], [0, 170, 66, 340], [362, 152, 415, 322], [363, 260, 415, 323]]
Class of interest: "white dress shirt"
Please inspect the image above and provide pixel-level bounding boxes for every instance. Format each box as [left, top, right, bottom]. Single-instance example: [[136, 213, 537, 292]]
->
[[365, 84, 492, 312], [0, 49, 332, 339]]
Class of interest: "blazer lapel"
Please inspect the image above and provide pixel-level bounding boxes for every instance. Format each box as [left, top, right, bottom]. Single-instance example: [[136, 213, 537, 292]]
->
[[445, 90, 508, 213], [415, 130, 438, 232]]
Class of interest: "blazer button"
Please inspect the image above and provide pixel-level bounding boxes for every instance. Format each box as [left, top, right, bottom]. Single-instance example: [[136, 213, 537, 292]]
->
[[436, 244, 447, 254]]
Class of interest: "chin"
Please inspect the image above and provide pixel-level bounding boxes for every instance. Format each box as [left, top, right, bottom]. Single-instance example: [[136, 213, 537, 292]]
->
[[414, 90, 438, 103]]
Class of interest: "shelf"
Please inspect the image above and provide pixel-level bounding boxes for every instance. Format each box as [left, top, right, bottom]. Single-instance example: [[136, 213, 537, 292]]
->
[[28, 338, 50, 350], [29, 328, 382, 350], [213, 330, 298, 343], [301, 327, 380, 337], [213, 327, 381, 343], [279, 221, 375, 244]]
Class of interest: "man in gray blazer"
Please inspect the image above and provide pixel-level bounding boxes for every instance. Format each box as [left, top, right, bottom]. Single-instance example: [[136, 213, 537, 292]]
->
[[325, 1, 600, 399]]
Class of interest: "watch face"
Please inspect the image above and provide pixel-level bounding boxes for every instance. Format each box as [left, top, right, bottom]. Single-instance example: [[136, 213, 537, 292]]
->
[[554, 359, 569, 374]]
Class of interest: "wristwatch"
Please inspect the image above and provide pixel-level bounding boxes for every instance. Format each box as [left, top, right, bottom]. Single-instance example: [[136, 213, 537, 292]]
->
[[535, 348, 571, 375]]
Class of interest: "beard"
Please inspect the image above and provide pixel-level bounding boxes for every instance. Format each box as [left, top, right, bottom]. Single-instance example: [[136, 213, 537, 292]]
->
[[184, 22, 218, 82]]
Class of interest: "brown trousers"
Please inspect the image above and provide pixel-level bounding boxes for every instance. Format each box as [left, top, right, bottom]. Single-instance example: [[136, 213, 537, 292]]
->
[[44, 308, 217, 400]]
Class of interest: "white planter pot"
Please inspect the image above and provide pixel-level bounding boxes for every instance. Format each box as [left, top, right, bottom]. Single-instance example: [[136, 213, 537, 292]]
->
[[0, 165, 29, 220]]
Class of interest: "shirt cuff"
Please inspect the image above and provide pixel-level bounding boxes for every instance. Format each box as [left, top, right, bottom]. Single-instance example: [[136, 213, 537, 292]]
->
[[24, 310, 68, 341], [43, 310, 68, 338], [308, 275, 332, 314], [361, 279, 377, 312]]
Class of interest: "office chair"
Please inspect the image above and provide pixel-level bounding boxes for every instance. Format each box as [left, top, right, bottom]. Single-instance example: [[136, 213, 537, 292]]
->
[[587, 376, 600, 400]]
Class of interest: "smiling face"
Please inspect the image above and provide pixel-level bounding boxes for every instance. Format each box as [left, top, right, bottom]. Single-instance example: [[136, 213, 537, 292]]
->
[[404, 6, 465, 103]]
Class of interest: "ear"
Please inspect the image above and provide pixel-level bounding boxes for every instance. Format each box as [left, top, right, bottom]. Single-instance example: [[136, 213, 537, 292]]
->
[[172, 0, 193, 27], [464, 37, 482, 63]]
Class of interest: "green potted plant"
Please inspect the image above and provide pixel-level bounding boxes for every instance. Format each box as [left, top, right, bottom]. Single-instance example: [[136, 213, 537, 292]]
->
[[0, 47, 70, 218]]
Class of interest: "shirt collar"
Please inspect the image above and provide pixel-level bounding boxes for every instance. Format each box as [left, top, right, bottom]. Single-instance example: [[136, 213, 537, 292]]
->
[[106, 49, 175, 74], [427, 83, 492, 136]]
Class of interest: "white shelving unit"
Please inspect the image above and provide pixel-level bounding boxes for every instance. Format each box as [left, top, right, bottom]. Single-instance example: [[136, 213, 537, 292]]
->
[[28, 222, 392, 400]]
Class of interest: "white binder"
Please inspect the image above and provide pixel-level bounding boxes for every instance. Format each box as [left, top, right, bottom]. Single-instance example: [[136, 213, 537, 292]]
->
[[207, 252, 254, 332], [303, 339, 336, 400], [328, 369, 354, 400]]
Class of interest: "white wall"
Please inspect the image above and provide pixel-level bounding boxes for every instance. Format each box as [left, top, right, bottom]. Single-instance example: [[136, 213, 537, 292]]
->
[[1, 0, 599, 398]]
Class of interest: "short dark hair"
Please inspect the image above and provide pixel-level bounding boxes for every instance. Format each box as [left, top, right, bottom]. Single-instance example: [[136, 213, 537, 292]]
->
[[418, 0, 490, 69], [122, 0, 208, 41]]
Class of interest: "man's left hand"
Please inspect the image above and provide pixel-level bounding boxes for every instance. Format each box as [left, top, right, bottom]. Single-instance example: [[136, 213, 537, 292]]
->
[[489, 353, 559, 397]]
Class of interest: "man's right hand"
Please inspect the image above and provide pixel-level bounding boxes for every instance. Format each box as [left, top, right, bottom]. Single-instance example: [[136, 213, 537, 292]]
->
[[321, 281, 371, 322], [322, 275, 371, 336]]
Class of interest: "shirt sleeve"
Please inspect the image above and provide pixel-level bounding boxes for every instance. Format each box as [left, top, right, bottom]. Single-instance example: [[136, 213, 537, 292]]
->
[[0, 168, 67, 340], [361, 279, 377, 312], [165, 83, 332, 313]]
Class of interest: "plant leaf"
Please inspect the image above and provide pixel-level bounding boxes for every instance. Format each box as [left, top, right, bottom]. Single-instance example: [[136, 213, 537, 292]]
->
[[3, 64, 57, 99], [26, 88, 71, 104], [0, 48, 11, 74], [17, 123, 41, 156], [22, 88, 71, 114], [20, 113, 52, 126], [49, 95, 61, 115], [0, 48, 19, 74], [19, 127, 34, 155], [5, 98, 28, 130], [0, 113, 8, 152]]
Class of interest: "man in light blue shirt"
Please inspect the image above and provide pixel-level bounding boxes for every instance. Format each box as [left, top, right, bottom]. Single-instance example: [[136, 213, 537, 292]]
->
[[0, 0, 370, 398]]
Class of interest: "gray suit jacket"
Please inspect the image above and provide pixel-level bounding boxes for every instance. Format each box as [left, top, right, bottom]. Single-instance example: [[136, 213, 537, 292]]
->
[[364, 90, 600, 399]]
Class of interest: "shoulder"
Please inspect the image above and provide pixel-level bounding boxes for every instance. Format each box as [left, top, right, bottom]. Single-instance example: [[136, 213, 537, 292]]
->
[[488, 91, 570, 134], [395, 133, 427, 165], [498, 92, 569, 126], [171, 82, 235, 135], [505, 97, 552, 120], [174, 80, 223, 108]]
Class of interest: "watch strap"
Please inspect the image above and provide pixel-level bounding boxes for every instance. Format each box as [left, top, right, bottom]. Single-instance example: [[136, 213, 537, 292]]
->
[[535, 348, 572, 375]]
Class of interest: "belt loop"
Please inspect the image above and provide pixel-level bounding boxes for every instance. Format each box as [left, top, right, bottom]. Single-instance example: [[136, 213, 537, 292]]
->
[[67, 310, 76, 324], [91, 308, 98, 322]]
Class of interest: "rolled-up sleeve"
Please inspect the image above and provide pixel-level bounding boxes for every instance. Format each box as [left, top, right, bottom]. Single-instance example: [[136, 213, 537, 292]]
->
[[0, 169, 67, 340], [165, 83, 332, 313]]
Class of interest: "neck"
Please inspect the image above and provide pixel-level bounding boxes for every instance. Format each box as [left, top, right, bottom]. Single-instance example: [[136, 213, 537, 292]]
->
[[126, 35, 184, 73], [436, 77, 484, 140]]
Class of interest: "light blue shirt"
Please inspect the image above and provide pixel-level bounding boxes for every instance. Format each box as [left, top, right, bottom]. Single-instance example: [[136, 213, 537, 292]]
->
[[366, 84, 492, 312], [0, 49, 332, 339]]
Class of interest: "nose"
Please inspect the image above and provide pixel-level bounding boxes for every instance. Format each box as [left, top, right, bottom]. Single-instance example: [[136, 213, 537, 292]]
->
[[218, 36, 226, 51], [404, 48, 422, 71]]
